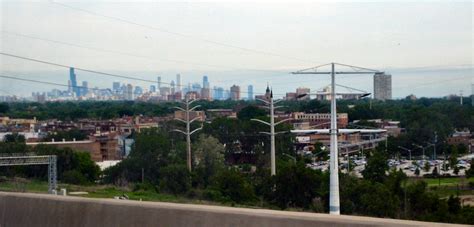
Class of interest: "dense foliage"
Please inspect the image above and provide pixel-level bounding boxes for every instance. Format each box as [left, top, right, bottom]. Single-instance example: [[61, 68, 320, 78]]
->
[[0, 136, 100, 185]]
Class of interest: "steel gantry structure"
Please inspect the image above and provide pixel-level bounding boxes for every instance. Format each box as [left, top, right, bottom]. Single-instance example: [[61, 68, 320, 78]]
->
[[292, 62, 381, 215], [0, 153, 57, 193]]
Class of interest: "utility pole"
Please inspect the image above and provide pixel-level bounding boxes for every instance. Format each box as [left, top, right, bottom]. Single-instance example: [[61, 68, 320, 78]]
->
[[172, 95, 202, 171], [292, 62, 380, 215], [252, 90, 290, 176]]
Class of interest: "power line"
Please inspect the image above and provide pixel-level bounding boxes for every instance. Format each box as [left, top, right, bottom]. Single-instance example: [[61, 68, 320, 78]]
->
[[50, 1, 320, 64], [0, 52, 286, 96], [0, 74, 107, 92], [1, 30, 296, 74]]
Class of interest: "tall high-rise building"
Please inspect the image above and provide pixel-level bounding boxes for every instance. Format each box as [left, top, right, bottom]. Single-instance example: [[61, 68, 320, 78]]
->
[[230, 85, 240, 101], [171, 80, 176, 94], [203, 75, 209, 89], [247, 85, 254, 100], [201, 88, 211, 100], [134, 86, 143, 96], [176, 74, 181, 92], [68, 80, 72, 93], [374, 73, 392, 101], [191, 83, 201, 92], [213, 86, 224, 100], [113, 82, 120, 92], [69, 67, 79, 97], [81, 81, 88, 96], [150, 85, 156, 93], [126, 84, 134, 100], [157, 76, 162, 89]]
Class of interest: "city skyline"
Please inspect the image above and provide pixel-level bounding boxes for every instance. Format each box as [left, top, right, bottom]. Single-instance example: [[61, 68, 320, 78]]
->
[[1, 1, 472, 98]]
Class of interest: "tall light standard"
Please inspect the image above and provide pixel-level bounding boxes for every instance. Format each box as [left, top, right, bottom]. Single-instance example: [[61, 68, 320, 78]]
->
[[292, 62, 380, 215]]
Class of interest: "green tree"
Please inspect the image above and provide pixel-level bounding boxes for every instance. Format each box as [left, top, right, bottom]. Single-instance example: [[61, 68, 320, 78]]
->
[[362, 151, 388, 183], [193, 135, 225, 188], [159, 164, 191, 195], [432, 166, 438, 177], [268, 161, 324, 209], [212, 168, 256, 204], [3, 133, 26, 143], [449, 147, 459, 169], [237, 105, 266, 121], [423, 161, 431, 172]]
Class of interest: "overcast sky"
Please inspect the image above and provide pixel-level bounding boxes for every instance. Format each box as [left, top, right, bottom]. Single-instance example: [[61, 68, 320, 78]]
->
[[0, 0, 473, 98]]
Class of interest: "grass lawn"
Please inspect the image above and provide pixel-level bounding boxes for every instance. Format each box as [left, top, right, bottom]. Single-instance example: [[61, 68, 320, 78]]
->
[[407, 177, 474, 198], [0, 178, 218, 206], [421, 177, 474, 187]]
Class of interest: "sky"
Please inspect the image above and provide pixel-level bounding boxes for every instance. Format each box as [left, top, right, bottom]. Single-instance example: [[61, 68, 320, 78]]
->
[[0, 0, 473, 98]]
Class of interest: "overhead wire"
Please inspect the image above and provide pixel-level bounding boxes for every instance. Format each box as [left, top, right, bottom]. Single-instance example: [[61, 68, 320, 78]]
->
[[0, 52, 288, 96], [49, 1, 321, 64], [1, 30, 300, 74]]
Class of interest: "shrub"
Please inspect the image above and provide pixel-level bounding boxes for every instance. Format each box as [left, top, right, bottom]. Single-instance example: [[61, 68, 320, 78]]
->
[[62, 170, 88, 185]]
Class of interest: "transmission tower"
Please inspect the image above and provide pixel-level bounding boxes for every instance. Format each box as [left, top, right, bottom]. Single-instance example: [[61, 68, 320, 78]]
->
[[172, 95, 203, 171], [292, 62, 381, 215], [251, 90, 291, 176]]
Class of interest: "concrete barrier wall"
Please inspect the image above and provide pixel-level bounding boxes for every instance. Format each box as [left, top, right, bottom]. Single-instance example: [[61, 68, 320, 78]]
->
[[0, 192, 465, 227]]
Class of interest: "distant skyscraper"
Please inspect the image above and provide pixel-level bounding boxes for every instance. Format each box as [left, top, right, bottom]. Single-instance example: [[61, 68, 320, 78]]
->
[[191, 83, 201, 92], [157, 76, 162, 89], [81, 81, 88, 96], [230, 85, 240, 101], [374, 73, 392, 101], [150, 85, 156, 93], [213, 86, 224, 100], [113, 82, 120, 92], [126, 84, 133, 100], [68, 80, 72, 93], [203, 75, 209, 89], [69, 67, 79, 97], [171, 80, 176, 94], [134, 86, 143, 96], [176, 74, 181, 92], [201, 88, 211, 100], [247, 85, 254, 100]]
